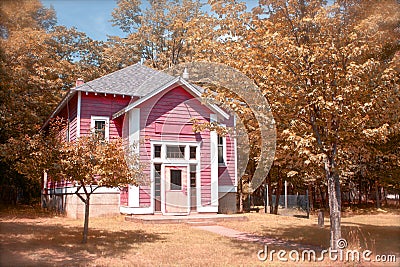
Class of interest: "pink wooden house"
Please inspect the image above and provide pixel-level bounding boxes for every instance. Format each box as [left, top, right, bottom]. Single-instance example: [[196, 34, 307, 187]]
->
[[42, 63, 237, 218]]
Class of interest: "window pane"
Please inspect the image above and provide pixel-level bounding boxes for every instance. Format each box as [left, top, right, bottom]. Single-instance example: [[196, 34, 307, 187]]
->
[[190, 165, 196, 187], [218, 135, 223, 145], [218, 146, 224, 164], [166, 145, 185, 158], [154, 164, 161, 196], [170, 170, 182, 190], [189, 146, 196, 159], [94, 120, 106, 140], [218, 135, 224, 164], [154, 145, 161, 158]]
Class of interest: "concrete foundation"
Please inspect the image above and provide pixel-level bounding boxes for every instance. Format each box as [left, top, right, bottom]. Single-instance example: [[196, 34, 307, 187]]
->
[[64, 193, 120, 219], [218, 192, 237, 214]]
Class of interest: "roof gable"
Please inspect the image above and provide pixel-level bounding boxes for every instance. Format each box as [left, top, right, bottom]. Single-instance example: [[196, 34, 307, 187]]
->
[[112, 77, 229, 120]]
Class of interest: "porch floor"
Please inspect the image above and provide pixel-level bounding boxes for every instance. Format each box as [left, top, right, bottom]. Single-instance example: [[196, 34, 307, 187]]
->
[[125, 213, 248, 224]]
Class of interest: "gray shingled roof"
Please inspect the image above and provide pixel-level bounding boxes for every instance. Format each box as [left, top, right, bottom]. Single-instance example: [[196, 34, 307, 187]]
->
[[75, 63, 176, 96]]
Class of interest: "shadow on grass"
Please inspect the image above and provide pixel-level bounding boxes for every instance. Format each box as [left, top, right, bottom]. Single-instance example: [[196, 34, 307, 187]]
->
[[341, 223, 400, 255], [0, 220, 165, 266], [252, 222, 400, 256]]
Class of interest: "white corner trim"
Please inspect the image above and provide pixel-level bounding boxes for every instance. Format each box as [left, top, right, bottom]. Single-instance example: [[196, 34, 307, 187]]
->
[[129, 108, 140, 153], [210, 114, 219, 207], [128, 185, 140, 207], [234, 114, 238, 187], [76, 91, 81, 138]]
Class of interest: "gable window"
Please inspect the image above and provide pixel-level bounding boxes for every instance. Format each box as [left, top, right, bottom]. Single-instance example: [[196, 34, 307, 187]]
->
[[218, 135, 224, 164], [166, 145, 185, 159], [91, 116, 109, 141], [154, 145, 161, 158]]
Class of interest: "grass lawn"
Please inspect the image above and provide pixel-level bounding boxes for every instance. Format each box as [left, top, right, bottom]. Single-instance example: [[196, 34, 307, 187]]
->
[[0, 205, 264, 266], [0, 205, 399, 266], [218, 208, 400, 261]]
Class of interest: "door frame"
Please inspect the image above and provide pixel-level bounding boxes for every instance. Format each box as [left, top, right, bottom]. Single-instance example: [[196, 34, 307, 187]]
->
[[150, 140, 201, 215], [161, 163, 190, 215]]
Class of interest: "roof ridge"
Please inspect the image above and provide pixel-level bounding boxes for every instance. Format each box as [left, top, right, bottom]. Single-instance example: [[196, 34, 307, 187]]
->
[[73, 63, 177, 96]]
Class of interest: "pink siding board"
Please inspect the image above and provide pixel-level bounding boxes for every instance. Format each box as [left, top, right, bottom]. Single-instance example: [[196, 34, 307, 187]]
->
[[217, 115, 236, 187], [80, 93, 131, 139], [138, 86, 214, 206], [53, 94, 78, 142], [120, 187, 128, 206], [68, 94, 78, 141]]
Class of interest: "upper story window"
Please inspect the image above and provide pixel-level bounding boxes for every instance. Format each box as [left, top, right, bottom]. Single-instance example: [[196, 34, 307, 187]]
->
[[91, 116, 109, 141], [166, 145, 185, 159]]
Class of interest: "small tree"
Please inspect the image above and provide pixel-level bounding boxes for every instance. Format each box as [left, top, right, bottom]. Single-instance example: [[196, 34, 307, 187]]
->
[[61, 134, 141, 243], [2, 121, 141, 243]]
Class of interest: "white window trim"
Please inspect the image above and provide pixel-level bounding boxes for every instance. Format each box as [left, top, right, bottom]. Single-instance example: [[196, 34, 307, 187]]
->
[[90, 116, 110, 141]]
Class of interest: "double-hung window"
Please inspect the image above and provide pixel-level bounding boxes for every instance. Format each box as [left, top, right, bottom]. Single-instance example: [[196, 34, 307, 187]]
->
[[91, 116, 109, 141]]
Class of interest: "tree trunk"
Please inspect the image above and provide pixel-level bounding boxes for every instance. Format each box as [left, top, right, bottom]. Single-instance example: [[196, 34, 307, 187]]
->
[[375, 180, 380, 209], [318, 183, 326, 209], [358, 175, 362, 205], [268, 174, 273, 214], [274, 176, 283, 215], [238, 178, 243, 213], [308, 183, 314, 211], [82, 195, 90, 244], [325, 158, 341, 250], [383, 187, 387, 207]]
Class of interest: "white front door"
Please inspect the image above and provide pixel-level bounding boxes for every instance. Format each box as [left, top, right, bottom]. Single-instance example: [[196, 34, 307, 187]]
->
[[164, 166, 189, 214]]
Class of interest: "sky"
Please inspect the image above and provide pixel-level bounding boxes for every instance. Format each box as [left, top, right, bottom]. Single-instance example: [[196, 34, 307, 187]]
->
[[41, 0, 127, 41], [41, 0, 261, 41]]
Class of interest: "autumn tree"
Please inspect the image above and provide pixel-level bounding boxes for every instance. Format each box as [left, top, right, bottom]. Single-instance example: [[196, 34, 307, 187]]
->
[[239, 0, 399, 248], [0, 0, 107, 203], [61, 135, 141, 243], [185, 0, 399, 249], [111, 0, 205, 69], [2, 119, 141, 243]]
